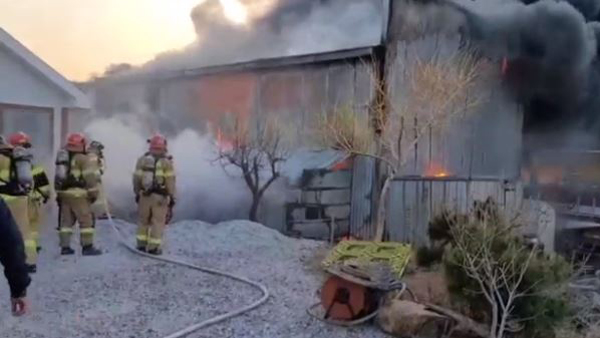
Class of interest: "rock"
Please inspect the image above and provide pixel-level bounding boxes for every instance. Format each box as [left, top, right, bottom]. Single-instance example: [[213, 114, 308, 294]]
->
[[403, 270, 451, 307], [377, 299, 448, 337]]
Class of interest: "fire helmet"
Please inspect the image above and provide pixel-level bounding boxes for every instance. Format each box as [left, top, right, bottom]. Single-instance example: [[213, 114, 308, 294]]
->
[[8, 132, 32, 148], [66, 132, 87, 153], [148, 134, 167, 153]]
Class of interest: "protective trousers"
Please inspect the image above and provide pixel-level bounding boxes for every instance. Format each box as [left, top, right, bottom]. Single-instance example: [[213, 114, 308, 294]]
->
[[137, 193, 169, 251], [28, 197, 45, 247], [91, 184, 108, 219], [6, 196, 37, 265], [59, 195, 95, 248]]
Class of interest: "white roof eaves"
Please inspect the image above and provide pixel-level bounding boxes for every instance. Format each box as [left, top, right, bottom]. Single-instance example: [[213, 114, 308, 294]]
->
[[0, 28, 91, 109]]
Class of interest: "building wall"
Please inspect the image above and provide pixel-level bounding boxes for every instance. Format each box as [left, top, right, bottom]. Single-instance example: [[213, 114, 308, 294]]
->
[[388, 37, 523, 179], [0, 44, 87, 159], [0, 45, 69, 108], [92, 60, 375, 139], [385, 177, 523, 246], [0, 106, 53, 164]]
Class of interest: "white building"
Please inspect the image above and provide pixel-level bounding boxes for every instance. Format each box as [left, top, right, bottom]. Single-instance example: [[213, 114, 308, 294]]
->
[[0, 28, 89, 164]]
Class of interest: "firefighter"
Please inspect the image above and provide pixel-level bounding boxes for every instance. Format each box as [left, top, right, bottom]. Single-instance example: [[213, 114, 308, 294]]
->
[[54, 133, 102, 256], [0, 136, 37, 272], [133, 134, 176, 255], [88, 140, 108, 220], [8, 132, 51, 253]]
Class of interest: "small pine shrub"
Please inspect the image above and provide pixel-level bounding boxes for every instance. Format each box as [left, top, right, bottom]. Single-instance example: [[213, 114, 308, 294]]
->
[[439, 199, 573, 337]]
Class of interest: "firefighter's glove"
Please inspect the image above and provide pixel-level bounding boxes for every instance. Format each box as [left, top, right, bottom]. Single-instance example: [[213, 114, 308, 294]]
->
[[42, 195, 49, 204], [169, 197, 176, 208], [135, 194, 140, 204]]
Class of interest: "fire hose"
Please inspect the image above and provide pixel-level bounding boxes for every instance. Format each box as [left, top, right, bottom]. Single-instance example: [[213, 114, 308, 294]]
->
[[101, 199, 270, 338]]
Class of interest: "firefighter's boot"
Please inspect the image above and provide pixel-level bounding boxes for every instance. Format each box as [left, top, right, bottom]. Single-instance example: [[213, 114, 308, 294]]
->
[[148, 248, 163, 256], [61, 247, 75, 255], [82, 245, 102, 256]]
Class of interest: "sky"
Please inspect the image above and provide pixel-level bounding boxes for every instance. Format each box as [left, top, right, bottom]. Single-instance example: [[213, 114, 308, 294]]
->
[[0, 0, 202, 81]]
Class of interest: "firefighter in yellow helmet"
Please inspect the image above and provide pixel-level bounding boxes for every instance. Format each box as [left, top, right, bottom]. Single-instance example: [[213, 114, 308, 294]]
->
[[133, 134, 176, 255], [88, 140, 108, 220], [55, 133, 102, 256], [0, 136, 37, 272], [9, 132, 51, 254]]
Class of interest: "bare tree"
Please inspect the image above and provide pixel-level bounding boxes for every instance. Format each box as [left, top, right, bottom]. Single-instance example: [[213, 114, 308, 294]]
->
[[217, 113, 289, 222], [450, 217, 537, 338], [317, 48, 489, 241]]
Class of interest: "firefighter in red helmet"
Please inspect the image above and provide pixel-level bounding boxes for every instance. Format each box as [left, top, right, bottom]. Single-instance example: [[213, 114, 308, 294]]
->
[[0, 135, 36, 272], [132, 133, 176, 255], [8, 132, 51, 255], [54, 133, 102, 256]]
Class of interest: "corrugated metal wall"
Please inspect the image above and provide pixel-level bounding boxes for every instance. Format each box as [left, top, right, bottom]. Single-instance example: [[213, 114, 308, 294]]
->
[[349, 156, 377, 239], [388, 37, 523, 179], [386, 177, 523, 245]]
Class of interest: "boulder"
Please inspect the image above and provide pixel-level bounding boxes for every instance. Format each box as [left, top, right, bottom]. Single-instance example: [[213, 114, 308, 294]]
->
[[377, 299, 448, 337]]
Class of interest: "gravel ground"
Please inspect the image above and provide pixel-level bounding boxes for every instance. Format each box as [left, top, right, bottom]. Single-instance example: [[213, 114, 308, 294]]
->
[[0, 216, 389, 338]]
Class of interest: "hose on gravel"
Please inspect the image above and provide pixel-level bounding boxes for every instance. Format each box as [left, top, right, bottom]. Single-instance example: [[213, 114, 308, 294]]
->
[[102, 200, 270, 338]]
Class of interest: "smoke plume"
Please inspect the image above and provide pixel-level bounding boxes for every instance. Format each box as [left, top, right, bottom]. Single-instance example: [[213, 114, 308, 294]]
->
[[395, 0, 600, 149], [84, 116, 251, 222], [462, 0, 595, 139], [124, 0, 383, 74]]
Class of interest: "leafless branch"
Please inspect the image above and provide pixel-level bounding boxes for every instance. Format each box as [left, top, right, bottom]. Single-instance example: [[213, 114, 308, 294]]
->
[[315, 47, 489, 241], [216, 113, 290, 221]]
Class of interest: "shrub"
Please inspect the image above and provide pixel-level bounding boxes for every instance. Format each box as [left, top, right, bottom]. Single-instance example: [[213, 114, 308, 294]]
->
[[440, 199, 572, 338]]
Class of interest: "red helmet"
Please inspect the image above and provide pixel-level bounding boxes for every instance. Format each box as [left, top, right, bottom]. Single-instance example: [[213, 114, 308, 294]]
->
[[148, 133, 167, 153], [66, 132, 87, 152], [8, 132, 32, 147]]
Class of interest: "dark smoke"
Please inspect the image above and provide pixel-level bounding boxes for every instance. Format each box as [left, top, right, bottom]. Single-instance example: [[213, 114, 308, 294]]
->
[[563, 0, 600, 20], [447, 0, 598, 149]]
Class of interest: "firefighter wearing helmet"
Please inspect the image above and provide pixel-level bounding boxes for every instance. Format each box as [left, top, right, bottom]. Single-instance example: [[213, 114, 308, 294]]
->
[[8, 132, 51, 255], [132, 133, 176, 255], [54, 133, 102, 256], [0, 135, 37, 272], [87, 140, 108, 220]]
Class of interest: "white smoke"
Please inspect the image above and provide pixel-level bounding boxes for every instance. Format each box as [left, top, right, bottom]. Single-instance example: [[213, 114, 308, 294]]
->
[[113, 0, 384, 75], [83, 116, 250, 222]]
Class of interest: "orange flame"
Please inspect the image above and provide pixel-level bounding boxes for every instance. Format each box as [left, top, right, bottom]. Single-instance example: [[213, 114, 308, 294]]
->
[[216, 128, 234, 152], [425, 162, 450, 178]]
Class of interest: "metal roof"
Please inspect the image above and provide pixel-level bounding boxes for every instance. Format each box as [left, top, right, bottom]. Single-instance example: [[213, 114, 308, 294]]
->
[[95, 46, 378, 85]]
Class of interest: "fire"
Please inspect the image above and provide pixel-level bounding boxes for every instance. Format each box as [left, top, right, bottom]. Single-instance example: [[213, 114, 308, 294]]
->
[[216, 128, 234, 152], [424, 162, 450, 178], [219, 0, 248, 25], [433, 171, 449, 178]]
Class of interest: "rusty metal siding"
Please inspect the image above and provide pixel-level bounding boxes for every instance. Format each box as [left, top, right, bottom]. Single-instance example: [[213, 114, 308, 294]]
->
[[386, 177, 523, 246]]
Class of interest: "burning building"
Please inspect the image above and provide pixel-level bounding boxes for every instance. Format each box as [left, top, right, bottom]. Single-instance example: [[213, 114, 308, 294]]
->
[[88, 0, 595, 244]]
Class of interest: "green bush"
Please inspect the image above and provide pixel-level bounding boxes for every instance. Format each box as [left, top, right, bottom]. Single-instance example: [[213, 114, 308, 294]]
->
[[439, 199, 572, 337], [415, 246, 445, 268]]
